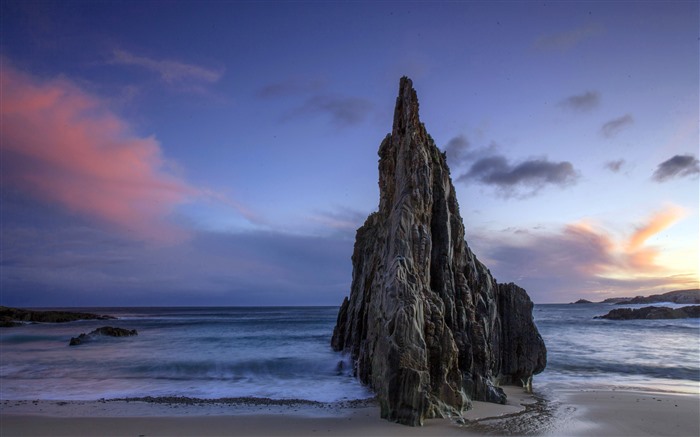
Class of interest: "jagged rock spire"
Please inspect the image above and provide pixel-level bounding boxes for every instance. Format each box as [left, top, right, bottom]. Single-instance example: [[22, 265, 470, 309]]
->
[[392, 76, 421, 137], [331, 77, 546, 426]]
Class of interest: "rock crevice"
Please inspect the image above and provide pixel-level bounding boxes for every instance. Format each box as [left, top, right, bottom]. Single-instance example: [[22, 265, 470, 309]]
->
[[331, 77, 546, 426]]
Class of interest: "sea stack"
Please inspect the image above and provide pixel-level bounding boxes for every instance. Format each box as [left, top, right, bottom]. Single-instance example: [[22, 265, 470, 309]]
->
[[331, 77, 546, 426]]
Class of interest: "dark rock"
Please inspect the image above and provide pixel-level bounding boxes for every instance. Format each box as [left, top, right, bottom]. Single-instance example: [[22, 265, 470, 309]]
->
[[0, 306, 115, 327], [69, 326, 138, 346], [1, 317, 19, 328], [571, 299, 593, 304], [335, 360, 346, 376], [330, 77, 546, 426], [496, 283, 547, 389], [595, 305, 700, 320]]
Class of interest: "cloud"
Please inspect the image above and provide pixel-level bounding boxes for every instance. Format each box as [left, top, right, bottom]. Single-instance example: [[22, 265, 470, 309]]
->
[[534, 23, 603, 51], [652, 154, 700, 182], [309, 207, 369, 233], [600, 114, 634, 138], [286, 94, 373, 126], [199, 189, 266, 226], [0, 63, 251, 242], [260, 78, 372, 127], [604, 159, 625, 172], [110, 49, 223, 85], [558, 91, 600, 111], [475, 205, 693, 302], [443, 135, 470, 166], [624, 206, 686, 270], [0, 218, 354, 306], [458, 155, 579, 197]]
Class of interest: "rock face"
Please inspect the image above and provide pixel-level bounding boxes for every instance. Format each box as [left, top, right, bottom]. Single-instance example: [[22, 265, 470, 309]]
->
[[595, 305, 700, 320], [69, 326, 138, 346], [331, 77, 546, 426]]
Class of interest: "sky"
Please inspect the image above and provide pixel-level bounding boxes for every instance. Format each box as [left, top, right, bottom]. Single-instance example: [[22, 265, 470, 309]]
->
[[1, 0, 698, 306]]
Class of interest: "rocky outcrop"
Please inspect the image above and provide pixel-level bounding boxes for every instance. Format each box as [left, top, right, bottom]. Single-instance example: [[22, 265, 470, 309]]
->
[[0, 306, 115, 327], [571, 299, 593, 304], [595, 305, 700, 320], [69, 326, 138, 346], [331, 77, 546, 426]]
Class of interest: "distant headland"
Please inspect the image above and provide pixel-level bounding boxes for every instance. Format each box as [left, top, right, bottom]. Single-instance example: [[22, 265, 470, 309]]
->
[[0, 306, 114, 327], [571, 289, 700, 320], [571, 289, 699, 305]]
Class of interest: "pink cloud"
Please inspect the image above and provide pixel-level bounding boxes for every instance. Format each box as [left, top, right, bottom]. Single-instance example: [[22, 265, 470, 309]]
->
[[1, 63, 196, 242]]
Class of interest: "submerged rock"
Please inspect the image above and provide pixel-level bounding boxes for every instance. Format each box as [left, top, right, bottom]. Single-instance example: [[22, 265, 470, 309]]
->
[[69, 326, 138, 346], [331, 77, 546, 426], [595, 305, 700, 320]]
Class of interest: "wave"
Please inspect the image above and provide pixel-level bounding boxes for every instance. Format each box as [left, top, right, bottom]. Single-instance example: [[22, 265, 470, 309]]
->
[[2, 305, 696, 402], [549, 361, 700, 382], [125, 356, 342, 381]]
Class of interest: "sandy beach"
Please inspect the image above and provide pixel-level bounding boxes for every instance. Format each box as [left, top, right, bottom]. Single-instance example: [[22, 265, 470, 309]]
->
[[552, 389, 700, 437], [2, 387, 698, 436]]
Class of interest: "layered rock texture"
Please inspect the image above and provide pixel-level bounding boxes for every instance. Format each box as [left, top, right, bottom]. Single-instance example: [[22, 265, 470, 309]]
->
[[331, 77, 546, 426]]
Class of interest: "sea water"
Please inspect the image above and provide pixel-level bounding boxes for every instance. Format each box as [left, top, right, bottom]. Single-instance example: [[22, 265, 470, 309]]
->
[[535, 303, 699, 394], [0, 307, 369, 401], [1, 304, 698, 401]]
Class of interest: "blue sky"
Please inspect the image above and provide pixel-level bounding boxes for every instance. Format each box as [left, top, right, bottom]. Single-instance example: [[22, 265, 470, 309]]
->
[[1, 1, 698, 306]]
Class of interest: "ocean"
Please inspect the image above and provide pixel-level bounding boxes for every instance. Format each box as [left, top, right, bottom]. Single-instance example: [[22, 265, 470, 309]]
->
[[534, 303, 699, 395], [1, 304, 698, 402]]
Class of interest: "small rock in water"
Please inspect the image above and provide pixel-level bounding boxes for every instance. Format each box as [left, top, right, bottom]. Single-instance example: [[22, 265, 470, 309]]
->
[[69, 326, 138, 346]]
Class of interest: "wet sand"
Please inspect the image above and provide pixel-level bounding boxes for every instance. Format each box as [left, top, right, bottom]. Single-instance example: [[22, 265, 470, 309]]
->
[[550, 389, 700, 436], [1, 387, 698, 436]]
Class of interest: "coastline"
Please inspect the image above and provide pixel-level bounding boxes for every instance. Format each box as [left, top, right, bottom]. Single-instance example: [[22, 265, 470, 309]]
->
[[2, 386, 698, 436]]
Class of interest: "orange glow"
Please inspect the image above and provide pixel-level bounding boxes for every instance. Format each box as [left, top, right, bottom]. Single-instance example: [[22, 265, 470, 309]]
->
[[563, 206, 695, 292], [627, 206, 685, 252]]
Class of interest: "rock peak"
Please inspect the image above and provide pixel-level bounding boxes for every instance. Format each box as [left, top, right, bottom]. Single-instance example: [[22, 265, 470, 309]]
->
[[377, 76, 433, 215], [392, 76, 421, 137], [332, 78, 546, 426]]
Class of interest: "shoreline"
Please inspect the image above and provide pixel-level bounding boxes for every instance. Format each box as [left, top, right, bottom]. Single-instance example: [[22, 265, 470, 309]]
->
[[2, 386, 698, 436]]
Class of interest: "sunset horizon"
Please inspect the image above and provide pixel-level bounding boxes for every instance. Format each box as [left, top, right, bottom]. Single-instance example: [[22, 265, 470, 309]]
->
[[2, 1, 698, 306]]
